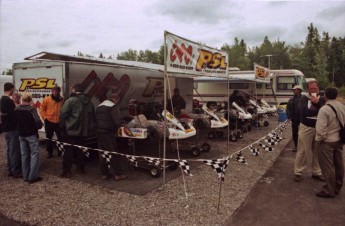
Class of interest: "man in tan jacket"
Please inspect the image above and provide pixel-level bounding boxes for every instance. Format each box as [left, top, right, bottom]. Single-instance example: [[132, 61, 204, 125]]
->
[[315, 87, 345, 198], [39, 86, 63, 158]]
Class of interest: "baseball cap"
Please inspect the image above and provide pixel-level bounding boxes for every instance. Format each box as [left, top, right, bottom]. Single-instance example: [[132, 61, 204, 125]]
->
[[292, 85, 303, 90]]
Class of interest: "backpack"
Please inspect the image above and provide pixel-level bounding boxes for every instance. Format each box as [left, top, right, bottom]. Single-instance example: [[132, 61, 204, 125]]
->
[[327, 104, 345, 144]]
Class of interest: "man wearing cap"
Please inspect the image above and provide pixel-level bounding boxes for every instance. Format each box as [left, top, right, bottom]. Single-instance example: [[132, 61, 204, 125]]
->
[[39, 86, 64, 158], [286, 85, 303, 152], [294, 80, 325, 182]]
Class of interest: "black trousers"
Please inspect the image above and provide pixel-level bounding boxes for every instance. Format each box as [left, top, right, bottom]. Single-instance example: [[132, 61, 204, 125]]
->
[[291, 121, 300, 148], [62, 136, 86, 173], [44, 120, 62, 156], [96, 133, 125, 176]]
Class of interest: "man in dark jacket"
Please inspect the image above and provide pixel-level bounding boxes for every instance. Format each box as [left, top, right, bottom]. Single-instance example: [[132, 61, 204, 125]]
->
[[0, 82, 21, 178], [167, 88, 186, 116], [96, 93, 127, 181], [294, 80, 325, 182], [59, 83, 96, 178], [14, 93, 43, 184], [286, 85, 303, 152]]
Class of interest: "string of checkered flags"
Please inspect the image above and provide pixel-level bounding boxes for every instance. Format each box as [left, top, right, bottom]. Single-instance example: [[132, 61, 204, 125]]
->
[[51, 119, 290, 182]]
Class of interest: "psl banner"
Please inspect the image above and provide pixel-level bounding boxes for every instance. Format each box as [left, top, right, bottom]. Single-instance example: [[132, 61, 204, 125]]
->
[[254, 63, 270, 82], [165, 31, 228, 78]]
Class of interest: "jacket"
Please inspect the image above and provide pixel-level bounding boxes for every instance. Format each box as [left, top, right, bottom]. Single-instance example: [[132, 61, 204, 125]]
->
[[0, 95, 17, 132], [14, 104, 43, 137], [59, 92, 96, 137], [299, 95, 325, 128], [315, 100, 345, 142], [39, 95, 63, 123], [286, 94, 301, 123], [96, 100, 121, 134]]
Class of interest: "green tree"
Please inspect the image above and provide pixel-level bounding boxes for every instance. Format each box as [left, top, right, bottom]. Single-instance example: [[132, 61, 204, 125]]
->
[[116, 49, 138, 61]]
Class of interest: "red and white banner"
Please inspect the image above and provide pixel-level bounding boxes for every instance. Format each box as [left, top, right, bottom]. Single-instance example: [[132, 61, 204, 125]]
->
[[165, 31, 228, 78], [254, 63, 270, 82]]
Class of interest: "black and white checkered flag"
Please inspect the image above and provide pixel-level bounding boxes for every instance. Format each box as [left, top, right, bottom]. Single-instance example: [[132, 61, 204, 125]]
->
[[249, 145, 260, 156], [264, 138, 278, 146], [101, 151, 112, 169], [177, 160, 193, 176], [272, 112, 279, 117], [203, 158, 230, 181], [144, 157, 161, 166], [125, 155, 138, 167], [236, 151, 247, 164], [263, 114, 269, 119], [259, 142, 274, 152], [55, 140, 65, 155], [78, 146, 90, 158]]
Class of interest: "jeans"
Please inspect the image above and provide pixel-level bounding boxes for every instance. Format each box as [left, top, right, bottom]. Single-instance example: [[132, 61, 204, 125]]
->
[[3, 131, 21, 175], [19, 135, 40, 181], [44, 120, 62, 156]]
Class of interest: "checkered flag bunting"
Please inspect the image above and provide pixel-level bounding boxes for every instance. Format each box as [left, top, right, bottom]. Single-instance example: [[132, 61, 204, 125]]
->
[[263, 114, 269, 119], [272, 112, 279, 117], [249, 145, 260, 156], [78, 146, 90, 158], [125, 155, 138, 167], [203, 158, 230, 181], [264, 138, 278, 146], [259, 142, 274, 152], [144, 157, 161, 166], [101, 151, 112, 169], [54, 140, 65, 155], [177, 160, 193, 176], [236, 151, 247, 164]]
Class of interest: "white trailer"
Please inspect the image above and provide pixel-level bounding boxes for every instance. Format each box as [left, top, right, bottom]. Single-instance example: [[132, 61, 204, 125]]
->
[[193, 69, 306, 105], [12, 52, 194, 119]]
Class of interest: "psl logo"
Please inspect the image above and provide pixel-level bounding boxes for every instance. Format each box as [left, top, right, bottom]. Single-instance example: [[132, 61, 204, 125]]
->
[[170, 42, 193, 65], [81, 70, 130, 103], [195, 49, 227, 71], [19, 78, 57, 91]]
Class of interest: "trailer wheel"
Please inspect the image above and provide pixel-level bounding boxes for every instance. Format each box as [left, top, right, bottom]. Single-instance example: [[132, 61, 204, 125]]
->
[[201, 143, 211, 152], [208, 132, 216, 139], [216, 131, 224, 138], [150, 166, 161, 178], [191, 147, 201, 156], [263, 121, 269, 127]]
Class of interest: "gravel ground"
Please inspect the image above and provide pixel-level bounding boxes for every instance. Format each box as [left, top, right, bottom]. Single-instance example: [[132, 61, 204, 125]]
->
[[0, 119, 291, 226]]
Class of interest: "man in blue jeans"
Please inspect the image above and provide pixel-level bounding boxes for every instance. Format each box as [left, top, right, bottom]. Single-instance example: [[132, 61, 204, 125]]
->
[[0, 82, 21, 178], [14, 93, 43, 184]]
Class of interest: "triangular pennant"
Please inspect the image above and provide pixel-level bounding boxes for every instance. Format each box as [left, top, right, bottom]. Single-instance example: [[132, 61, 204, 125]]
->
[[78, 146, 90, 158], [258, 142, 274, 152], [101, 151, 112, 169], [264, 138, 278, 146], [203, 158, 229, 181], [249, 145, 260, 156], [143, 157, 161, 166], [55, 140, 65, 155], [236, 151, 247, 164], [177, 160, 193, 176], [125, 155, 138, 167]]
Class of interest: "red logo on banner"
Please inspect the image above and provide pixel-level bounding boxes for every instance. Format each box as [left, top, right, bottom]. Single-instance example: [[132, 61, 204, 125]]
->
[[170, 42, 193, 65], [81, 70, 130, 103]]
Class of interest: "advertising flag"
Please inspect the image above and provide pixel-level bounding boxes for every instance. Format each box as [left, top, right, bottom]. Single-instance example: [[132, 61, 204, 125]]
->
[[165, 31, 228, 78], [254, 63, 270, 82]]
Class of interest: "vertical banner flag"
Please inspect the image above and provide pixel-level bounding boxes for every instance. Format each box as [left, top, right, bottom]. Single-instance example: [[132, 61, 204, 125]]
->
[[165, 31, 229, 78], [254, 63, 270, 82]]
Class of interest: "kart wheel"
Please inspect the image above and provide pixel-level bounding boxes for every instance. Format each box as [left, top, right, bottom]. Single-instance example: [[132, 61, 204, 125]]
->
[[191, 147, 201, 157], [263, 121, 269, 127], [216, 131, 224, 138], [150, 166, 161, 178], [208, 132, 216, 139], [201, 143, 211, 152]]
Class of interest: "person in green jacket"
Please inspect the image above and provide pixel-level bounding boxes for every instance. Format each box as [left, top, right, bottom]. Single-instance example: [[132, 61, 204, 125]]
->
[[59, 83, 96, 178]]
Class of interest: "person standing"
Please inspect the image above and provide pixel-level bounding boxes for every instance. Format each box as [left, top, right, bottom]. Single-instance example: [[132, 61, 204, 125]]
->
[[315, 87, 345, 198], [12, 93, 21, 107], [59, 83, 96, 178], [96, 93, 127, 181], [39, 86, 64, 158], [0, 82, 21, 178], [167, 88, 186, 115], [286, 85, 303, 152], [294, 80, 325, 182], [14, 93, 43, 184]]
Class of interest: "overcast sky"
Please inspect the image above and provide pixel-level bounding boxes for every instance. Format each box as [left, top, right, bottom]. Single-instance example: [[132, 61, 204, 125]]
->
[[1, 0, 345, 72]]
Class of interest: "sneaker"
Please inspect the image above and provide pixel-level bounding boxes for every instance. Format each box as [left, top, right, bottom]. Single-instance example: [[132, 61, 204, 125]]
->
[[312, 175, 325, 181], [28, 177, 43, 184], [114, 175, 128, 181], [315, 190, 334, 198], [295, 175, 302, 182]]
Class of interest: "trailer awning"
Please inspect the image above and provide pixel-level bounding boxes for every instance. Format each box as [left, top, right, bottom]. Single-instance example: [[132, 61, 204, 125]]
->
[[194, 71, 274, 83]]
